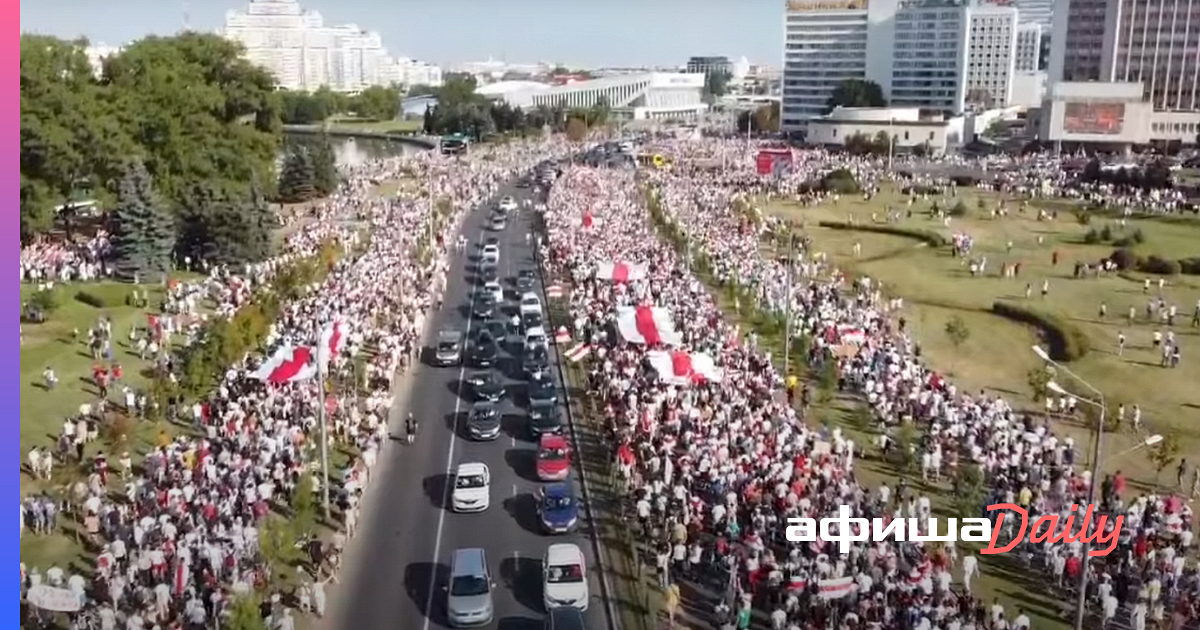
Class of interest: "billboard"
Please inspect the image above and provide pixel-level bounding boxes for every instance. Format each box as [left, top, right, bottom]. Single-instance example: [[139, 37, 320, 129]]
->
[[1062, 102, 1126, 136], [757, 148, 794, 176]]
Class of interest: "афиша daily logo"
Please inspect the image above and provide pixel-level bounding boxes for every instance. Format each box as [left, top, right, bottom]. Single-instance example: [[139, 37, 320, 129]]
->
[[785, 503, 1123, 556]]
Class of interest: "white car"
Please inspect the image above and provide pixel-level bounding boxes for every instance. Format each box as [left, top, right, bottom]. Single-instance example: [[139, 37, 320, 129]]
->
[[481, 244, 500, 265], [483, 280, 504, 304], [498, 196, 517, 212], [543, 543, 589, 610], [524, 326, 547, 351], [451, 463, 491, 513], [518, 292, 542, 316]]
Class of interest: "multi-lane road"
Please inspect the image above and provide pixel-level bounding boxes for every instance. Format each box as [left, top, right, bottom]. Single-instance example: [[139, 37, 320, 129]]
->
[[330, 181, 612, 630]]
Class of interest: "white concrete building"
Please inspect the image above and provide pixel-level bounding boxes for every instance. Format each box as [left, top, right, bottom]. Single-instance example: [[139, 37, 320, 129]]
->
[[1014, 22, 1042, 73], [380, 57, 443, 88], [1036, 81, 1200, 147], [1050, 0, 1200, 111], [221, 0, 417, 92], [890, 1, 970, 117], [485, 73, 708, 121], [964, 3, 1018, 110], [806, 106, 969, 154], [1013, 0, 1053, 29], [1009, 70, 1047, 108]]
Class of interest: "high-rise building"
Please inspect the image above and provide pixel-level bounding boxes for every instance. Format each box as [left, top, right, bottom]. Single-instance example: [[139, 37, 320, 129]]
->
[[1049, 0, 1200, 111], [964, 2, 1019, 109], [891, 1, 971, 116], [780, 0, 900, 129], [1014, 22, 1043, 72], [1013, 0, 1054, 29], [221, 0, 440, 93]]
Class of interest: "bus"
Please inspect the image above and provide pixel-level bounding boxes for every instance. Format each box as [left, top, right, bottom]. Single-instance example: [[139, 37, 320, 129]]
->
[[441, 134, 470, 156]]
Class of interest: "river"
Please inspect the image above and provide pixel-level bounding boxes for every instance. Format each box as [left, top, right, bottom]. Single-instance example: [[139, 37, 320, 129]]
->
[[283, 133, 426, 168]]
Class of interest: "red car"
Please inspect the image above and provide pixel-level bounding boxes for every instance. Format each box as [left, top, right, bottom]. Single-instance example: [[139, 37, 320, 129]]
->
[[536, 434, 571, 481]]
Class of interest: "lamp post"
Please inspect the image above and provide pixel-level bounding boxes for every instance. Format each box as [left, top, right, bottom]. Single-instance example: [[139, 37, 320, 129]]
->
[[1034, 345, 1105, 630]]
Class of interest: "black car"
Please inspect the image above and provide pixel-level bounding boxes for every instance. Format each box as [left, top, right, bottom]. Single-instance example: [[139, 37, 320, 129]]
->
[[528, 374, 558, 407], [521, 311, 543, 332], [484, 236, 500, 248], [479, 264, 499, 286], [469, 330, 500, 367], [483, 318, 508, 343], [523, 345, 550, 377], [468, 371, 505, 402], [466, 402, 501, 440], [545, 607, 585, 630], [516, 269, 536, 290], [473, 292, 497, 318], [528, 399, 563, 436]]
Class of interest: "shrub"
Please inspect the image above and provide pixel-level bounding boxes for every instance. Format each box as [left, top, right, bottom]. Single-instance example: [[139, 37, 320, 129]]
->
[[1108, 248, 1140, 270], [1178, 257, 1200, 275], [1074, 209, 1092, 225], [821, 168, 861, 194], [950, 175, 979, 187], [74, 290, 108, 308], [903, 185, 942, 196], [818, 221, 949, 247], [27, 288, 59, 314], [948, 200, 969, 217], [1137, 255, 1181, 275], [991, 301, 1091, 361]]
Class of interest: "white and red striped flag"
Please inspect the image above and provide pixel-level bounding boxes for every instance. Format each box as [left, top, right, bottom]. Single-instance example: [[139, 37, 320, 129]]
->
[[251, 345, 318, 384], [646, 350, 722, 385], [817, 576, 856, 600], [317, 319, 348, 372], [546, 284, 565, 299], [615, 306, 681, 346], [564, 344, 591, 362], [596, 261, 647, 283]]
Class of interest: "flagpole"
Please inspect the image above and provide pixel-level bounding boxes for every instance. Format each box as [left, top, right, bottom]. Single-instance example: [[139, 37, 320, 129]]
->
[[317, 362, 331, 519]]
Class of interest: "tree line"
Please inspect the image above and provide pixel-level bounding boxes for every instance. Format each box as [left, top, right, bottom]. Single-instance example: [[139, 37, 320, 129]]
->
[[277, 85, 406, 125]]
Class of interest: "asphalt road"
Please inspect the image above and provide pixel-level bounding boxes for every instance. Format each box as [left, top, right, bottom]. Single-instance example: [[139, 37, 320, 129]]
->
[[332, 182, 610, 630]]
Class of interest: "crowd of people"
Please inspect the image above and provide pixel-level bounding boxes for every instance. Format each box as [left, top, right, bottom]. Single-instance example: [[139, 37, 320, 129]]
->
[[18, 141, 575, 630], [538, 140, 1198, 630]]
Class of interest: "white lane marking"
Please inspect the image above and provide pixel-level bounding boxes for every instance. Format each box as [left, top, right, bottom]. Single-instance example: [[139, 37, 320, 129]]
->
[[512, 484, 518, 497], [510, 434, 516, 447], [422, 227, 485, 630]]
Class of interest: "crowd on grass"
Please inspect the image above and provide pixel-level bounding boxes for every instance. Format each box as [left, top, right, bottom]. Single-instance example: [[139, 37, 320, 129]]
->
[[539, 141, 1198, 630]]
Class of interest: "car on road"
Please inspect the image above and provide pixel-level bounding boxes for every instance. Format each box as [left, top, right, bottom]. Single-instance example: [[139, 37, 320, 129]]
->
[[536, 434, 571, 481], [483, 236, 499, 248], [521, 311, 544, 332], [478, 264, 499, 286], [524, 326, 548, 352], [468, 329, 500, 367], [498, 196, 517, 212], [537, 483, 578, 533], [468, 371, 505, 402], [519, 292, 542, 316], [446, 548, 495, 627], [528, 374, 558, 407], [483, 280, 504, 304], [452, 463, 491, 513], [529, 399, 564, 437], [434, 330, 463, 366], [490, 215, 507, 231], [523, 345, 550, 378], [542, 543, 589, 610], [516, 269, 536, 290], [480, 244, 500, 265], [482, 318, 508, 343], [473, 291, 497, 319], [467, 402, 502, 441], [544, 607, 586, 630]]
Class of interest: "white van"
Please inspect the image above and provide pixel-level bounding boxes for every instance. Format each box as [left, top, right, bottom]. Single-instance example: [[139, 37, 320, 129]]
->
[[518, 292, 542, 316]]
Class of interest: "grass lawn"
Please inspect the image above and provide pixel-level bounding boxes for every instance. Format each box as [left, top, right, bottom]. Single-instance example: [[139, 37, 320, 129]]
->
[[326, 117, 424, 134], [664, 183, 1199, 630]]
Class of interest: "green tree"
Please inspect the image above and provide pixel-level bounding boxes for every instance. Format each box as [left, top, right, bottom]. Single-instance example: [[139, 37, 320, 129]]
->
[[1026, 366, 1053, 403], [277, 148, 317, 203], [278, 88, 343, 124], [825, 78, 887, 113], [223, 593, 268, 630], [310, 137, 339, 197], [176, 181, 273, 267], [110, 159, 176, 279], [350, 85, 401, 121], [952, 464, 986, 517], [944, 316, 970, 373], [292, 473, 318, 537], [257, 514, 301, 591], [703, 71, 732, 98], [1149, 434, 1182, 487]]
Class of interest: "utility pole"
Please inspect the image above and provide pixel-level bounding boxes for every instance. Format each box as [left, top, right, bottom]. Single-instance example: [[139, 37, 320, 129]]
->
[[781, 234, 796, 378], [317, 361, 331, 518]]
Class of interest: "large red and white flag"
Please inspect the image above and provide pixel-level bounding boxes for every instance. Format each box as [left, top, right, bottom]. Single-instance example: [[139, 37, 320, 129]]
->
[[817, 576, 856, 600], [615, 306, 682, 346], [646, 350, 722, 385], [251, 345, 318, 384], [564, 344, 591, 362], [318, 319, 348, 371], [576, 209, 603, 229], [596, 262, 647, 283]]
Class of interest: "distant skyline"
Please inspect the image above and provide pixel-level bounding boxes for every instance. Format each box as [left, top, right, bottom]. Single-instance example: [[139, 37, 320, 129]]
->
[[20, 0, 784, 68]]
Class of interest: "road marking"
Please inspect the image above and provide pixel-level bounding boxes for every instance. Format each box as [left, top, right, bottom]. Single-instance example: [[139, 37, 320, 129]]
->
[[510, 434, 516, 447], [422, 227, 486, 630], [512, 484, 518, 496]]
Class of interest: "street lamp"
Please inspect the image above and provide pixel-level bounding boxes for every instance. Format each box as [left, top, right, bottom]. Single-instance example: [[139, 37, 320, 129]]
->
[[1032, 346, 1105, 630]]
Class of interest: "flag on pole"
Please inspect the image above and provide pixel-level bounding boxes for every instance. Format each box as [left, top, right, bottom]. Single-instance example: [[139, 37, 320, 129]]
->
[[251, 345, 318, 384], [318, 319, 348, 372]]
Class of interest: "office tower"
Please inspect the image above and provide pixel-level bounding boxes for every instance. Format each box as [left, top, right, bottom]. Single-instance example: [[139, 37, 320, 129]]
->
[[1013, 0, 1054, 29], [1014, 22, 1043, 72]]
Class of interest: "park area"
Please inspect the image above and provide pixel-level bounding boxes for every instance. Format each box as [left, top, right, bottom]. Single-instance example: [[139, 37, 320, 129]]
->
[[746, 182, 1200, 630]]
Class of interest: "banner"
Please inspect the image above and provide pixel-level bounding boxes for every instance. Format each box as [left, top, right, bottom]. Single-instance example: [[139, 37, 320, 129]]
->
[[756, 148, 793, 176], [27, 585, 82, 612]]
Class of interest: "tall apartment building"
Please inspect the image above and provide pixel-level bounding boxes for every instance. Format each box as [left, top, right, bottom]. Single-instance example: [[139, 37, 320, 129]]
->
[[780, 0, 899, 129], [890, 1, 971, 116], [221, 0, 440, 93], [1014, 22, 1043, 71], [1013, 0, 1054, 29], [1049, 0, 1200, 111]]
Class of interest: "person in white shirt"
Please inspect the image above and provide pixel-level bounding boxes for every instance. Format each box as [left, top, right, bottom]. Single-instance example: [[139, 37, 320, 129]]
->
[[1012, 610, 1030, 629], [961, 554, 978, 592]]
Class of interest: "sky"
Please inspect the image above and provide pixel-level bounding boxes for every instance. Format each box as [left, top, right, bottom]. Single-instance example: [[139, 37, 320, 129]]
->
[[20, 0, 785, 68]]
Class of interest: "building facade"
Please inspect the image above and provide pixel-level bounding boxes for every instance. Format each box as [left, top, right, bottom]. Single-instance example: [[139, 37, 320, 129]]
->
[[685, 56, 733, 76], [1050, 0, 1200, 111], [890, 1, 971, 117], [1013, 0, 1054, 29], [1014, 22, 1042, 72], [221, 0, 440, 92], [1036, 80, 1200, 147], [486, 73, 708, 121], [964, 3, 1018, 109]]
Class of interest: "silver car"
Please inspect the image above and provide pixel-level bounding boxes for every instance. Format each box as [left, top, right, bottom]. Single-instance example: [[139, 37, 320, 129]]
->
[[446, 548, 494, 627], [434, 330, 464, 366]]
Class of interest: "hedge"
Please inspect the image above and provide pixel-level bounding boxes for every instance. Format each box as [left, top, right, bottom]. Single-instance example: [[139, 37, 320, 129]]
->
[[991, 301, 1091, 361], [1109, 247, 1200, 276], [817, 221, 949, 247]]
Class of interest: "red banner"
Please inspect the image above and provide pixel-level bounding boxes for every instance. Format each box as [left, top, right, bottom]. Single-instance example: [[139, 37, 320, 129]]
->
[[756, 148, 793, 175]]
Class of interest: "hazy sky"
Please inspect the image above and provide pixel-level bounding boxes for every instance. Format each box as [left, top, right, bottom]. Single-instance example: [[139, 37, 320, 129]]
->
[[20, 0, 785, 68]]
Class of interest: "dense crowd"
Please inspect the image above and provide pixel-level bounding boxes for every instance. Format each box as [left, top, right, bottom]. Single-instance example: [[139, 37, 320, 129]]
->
[[19, 141, 575, 630], [538, 143, 1198, 630]]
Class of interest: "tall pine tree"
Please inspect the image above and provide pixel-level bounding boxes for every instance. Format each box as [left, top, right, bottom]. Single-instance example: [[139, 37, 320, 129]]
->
[[110, 159, 176, 279], [276, 147, 317, 203], [311, 136, 339, 197]]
